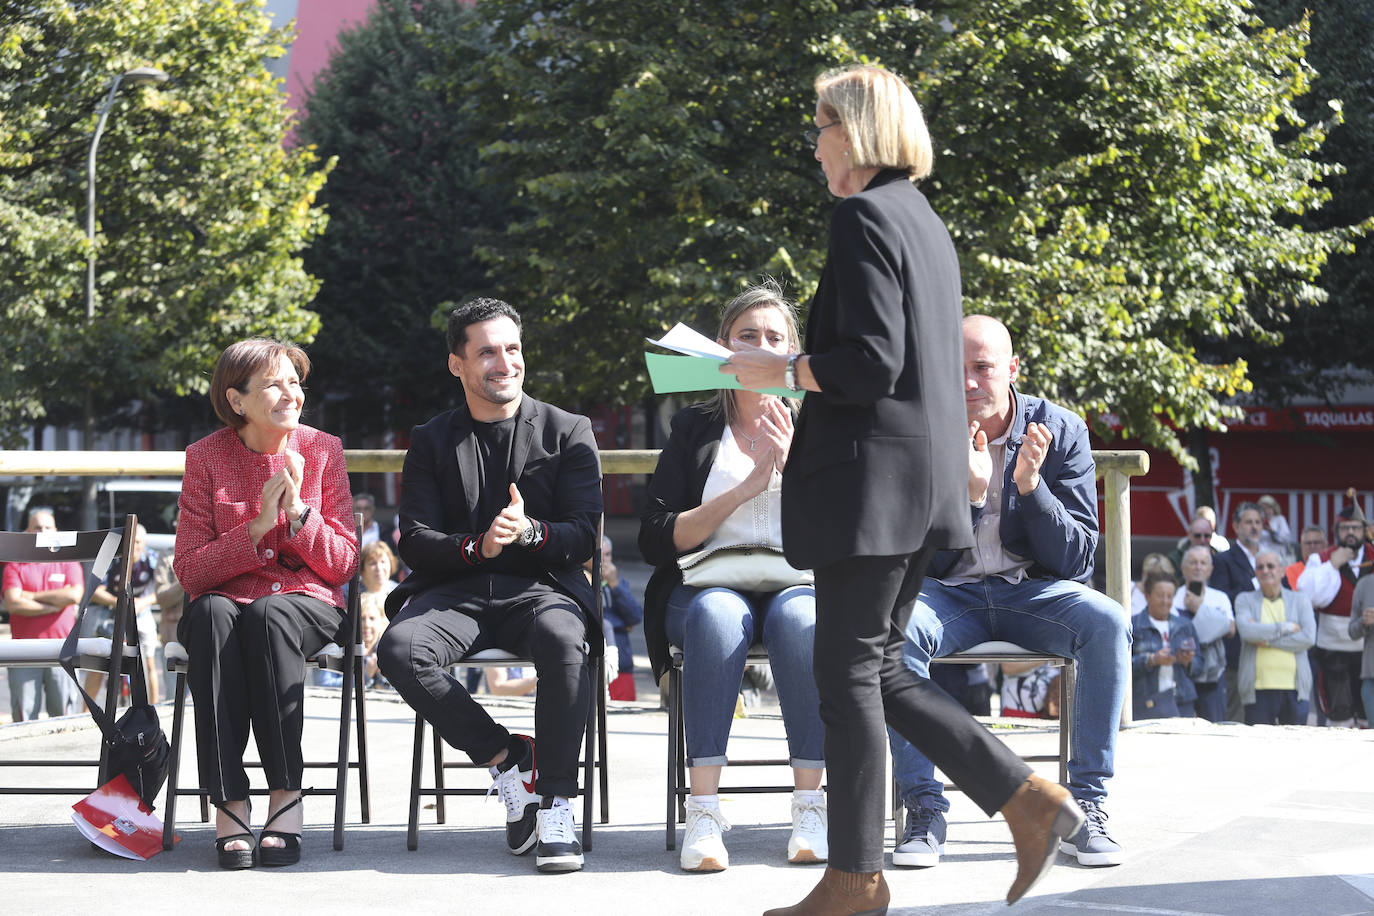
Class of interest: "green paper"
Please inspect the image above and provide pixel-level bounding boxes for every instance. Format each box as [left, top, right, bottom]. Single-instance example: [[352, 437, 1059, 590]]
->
[[644, 352, 802, 399]]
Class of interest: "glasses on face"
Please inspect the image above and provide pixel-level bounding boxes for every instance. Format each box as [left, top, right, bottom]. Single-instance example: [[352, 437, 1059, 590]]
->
[[1190, 532, 1211, 540], [803, 120, 840, 148], [1255, 562, 1280, 570]]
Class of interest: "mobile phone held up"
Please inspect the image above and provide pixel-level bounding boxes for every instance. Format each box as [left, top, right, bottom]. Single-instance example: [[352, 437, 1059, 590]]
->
[[1187, 580, 1205, 597]]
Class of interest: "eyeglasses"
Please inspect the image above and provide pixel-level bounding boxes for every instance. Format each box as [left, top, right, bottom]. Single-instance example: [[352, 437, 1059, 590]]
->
[[803, 120, 840, 148], [1255, 563, 1280, 570], [1189, 532, 1210, 540]]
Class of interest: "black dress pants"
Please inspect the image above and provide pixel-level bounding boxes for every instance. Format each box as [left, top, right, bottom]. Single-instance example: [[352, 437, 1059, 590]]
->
[[377, 579, 590, 799], [179, 592, 346, 804], [812, 551, 1031, 873], [1313, 646, 1365, 721]]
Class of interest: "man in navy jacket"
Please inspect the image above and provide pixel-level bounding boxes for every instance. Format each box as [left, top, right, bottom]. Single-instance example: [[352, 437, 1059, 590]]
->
[[888, 316, 1130, 869]]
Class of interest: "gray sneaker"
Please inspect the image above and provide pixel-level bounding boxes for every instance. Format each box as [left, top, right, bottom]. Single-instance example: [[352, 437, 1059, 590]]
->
[[1059, 798, 1123, 866], [892, 804, 946, 867]]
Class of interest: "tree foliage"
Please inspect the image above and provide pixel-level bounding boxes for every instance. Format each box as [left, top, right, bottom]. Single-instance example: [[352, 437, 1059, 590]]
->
[[297, 0, 505, 438], [455, 0, 1367, 464], [0, 0, 328, 444], [1243, 0, 1374, 403]]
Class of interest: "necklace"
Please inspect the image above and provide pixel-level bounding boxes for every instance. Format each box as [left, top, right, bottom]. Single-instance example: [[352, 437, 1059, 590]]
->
[[733, 423, 764, 452]]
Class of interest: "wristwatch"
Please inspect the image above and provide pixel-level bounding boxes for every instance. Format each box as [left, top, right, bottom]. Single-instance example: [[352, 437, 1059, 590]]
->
[[515, 520, 538, 548], [784, 354, 802, 392]]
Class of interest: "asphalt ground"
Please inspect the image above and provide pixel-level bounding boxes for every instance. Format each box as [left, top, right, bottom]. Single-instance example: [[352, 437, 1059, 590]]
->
[[3, 521, 1372, 914]]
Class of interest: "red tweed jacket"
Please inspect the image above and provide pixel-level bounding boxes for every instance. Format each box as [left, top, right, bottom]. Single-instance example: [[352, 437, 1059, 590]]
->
[[174, 425, 358, 608]]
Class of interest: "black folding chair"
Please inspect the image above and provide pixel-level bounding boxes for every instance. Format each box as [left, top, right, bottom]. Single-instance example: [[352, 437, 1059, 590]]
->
[[406, 519, 609, 851], [665, 645, 789, 849], [0, 515, 139, 797], [892, 640, 1075, 841], [160, 515, 371, 851]]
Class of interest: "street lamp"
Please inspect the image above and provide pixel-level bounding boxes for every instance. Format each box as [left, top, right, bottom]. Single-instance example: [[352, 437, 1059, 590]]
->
[[82, 67, 169, 529]]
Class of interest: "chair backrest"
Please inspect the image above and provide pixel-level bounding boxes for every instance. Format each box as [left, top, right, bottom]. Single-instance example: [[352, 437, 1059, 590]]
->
[[0, 515, 138, 699], [0, 514, 137, 625]]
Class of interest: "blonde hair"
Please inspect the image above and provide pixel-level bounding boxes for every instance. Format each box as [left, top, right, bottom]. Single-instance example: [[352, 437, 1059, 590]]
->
[[814, 65, 932, 180]]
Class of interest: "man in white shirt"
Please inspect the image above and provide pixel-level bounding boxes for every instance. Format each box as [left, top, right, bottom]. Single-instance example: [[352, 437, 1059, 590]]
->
[[1295, 502, 1369, 727], [1172, 545, 1235, 721]]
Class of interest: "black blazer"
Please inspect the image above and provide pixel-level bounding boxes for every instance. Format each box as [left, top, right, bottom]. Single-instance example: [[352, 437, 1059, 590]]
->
[[638, 403, 727, 679], [782, 169, 974, 569], [386, 396, 603, 647]]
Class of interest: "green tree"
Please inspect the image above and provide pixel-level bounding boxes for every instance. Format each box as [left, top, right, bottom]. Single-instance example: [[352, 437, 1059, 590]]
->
[[458, 0, 1366, 464], [0, 0, 328, 445], [1244, 0, 1374, 403], [297, 0, 506, 438]]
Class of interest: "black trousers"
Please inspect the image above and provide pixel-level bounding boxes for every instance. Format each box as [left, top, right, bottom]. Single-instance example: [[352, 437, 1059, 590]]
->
[[812, 552, 1031, 873], [376, 579, 589, 799], [179, 593, 346, 804], [1313, 646, 1365, 721]]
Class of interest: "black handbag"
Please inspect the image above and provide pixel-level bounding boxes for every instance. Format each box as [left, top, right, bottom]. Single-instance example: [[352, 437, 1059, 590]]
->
[[60, 565, 170, 811]]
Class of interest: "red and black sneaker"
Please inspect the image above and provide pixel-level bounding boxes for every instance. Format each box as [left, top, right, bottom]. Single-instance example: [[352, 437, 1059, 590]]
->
[[490, 734, 539, 854]]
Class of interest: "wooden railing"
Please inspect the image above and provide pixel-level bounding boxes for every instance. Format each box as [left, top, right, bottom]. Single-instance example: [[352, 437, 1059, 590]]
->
[[0, 448, 1148, 613]]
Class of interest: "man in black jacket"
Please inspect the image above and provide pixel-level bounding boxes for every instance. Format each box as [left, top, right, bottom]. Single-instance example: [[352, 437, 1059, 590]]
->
[[377, 298, 602, 873], [1210, 501, 1263, 720]]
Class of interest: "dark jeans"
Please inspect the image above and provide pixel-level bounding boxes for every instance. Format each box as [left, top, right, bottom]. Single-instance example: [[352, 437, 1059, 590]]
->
[[1245, 689, 1304, 725], [179, 592, 346, 803], [377, 578, 589, 799], [1193, 679, 1227, 722], [812, 552, 1031, 873]]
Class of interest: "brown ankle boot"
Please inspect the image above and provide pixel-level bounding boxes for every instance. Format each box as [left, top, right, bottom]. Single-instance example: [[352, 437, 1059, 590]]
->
[[762, 867, 890, 916], [1000, 775, 1086, 904]]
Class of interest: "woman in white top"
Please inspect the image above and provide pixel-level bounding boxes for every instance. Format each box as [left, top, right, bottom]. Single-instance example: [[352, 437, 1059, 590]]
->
[[640, 282, 825, 874]]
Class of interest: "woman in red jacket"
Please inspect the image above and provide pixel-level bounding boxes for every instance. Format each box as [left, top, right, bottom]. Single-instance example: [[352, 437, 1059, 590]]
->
[[174, 339, 358, 869]]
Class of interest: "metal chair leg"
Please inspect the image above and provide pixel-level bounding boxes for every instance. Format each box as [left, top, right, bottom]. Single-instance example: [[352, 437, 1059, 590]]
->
[[161, 670, 189, 851], [407, 713, 425, 851], [355, 660, 371, 824]]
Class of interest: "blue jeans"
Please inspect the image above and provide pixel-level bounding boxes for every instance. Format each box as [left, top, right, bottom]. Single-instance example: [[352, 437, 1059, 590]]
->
[[1362, 680, 1374, 725], [665, 583, 824, 768], [1193, 679, 1227, 722], [888, 576, 1130, 810]]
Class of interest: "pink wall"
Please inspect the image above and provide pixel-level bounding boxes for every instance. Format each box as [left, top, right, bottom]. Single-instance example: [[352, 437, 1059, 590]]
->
[[283, 0, 378, 114]]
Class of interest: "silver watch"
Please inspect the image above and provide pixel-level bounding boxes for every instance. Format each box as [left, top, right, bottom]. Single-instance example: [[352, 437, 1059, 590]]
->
[[784, 354, 802, 392], [516, 521, 537, 548]]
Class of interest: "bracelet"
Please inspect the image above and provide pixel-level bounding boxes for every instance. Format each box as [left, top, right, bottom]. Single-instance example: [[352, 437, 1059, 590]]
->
[[784, 354, 802, 392]]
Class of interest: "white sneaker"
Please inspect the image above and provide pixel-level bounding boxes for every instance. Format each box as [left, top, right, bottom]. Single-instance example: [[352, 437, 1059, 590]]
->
[[787, 797, 828, 864], [680, 799, 731, 872], [487, 735, 539, 855], [535, 802, 583, 873]]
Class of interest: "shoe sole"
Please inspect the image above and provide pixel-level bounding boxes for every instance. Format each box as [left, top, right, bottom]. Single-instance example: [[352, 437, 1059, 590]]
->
[[536, 854, 584, 872], [787, 849, 827, 865], [681, 855, 727, 872], [891, 843, 944, 868], [1058, 840, 1123, 866]]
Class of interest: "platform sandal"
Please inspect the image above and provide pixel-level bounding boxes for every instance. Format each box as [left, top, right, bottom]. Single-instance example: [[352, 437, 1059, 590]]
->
[[214, 803, 256, 870], [259, 791, 307, 867]]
